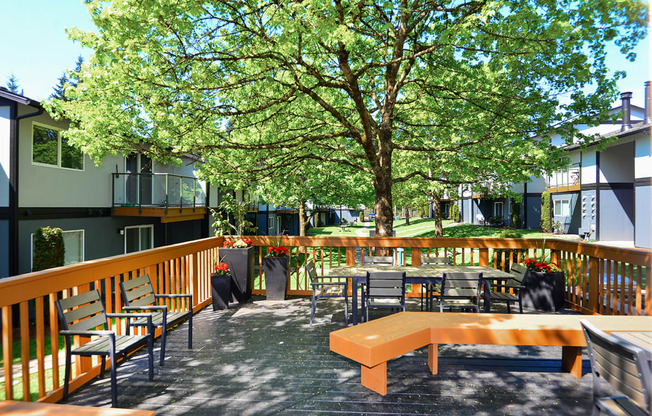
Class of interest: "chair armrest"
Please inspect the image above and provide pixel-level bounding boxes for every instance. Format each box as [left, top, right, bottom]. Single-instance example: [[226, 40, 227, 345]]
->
[[492, 283, 525, 290], [155, 294, 192, 299], [122, 305, 167, 312], [60, 329, 114, 338], [312, 282, 347, 287]]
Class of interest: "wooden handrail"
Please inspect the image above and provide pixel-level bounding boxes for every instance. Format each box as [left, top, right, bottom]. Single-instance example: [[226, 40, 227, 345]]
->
[[0, 234, 649, 404]]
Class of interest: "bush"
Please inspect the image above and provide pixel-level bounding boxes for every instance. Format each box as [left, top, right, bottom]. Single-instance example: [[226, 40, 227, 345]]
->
[[487, 215, 503, 226], [359, 211, 364, 223], [450, 203, 460, 222], [33, 227, 65, 271], [511, 197, 521, 228], [540, 191, 551, 232]]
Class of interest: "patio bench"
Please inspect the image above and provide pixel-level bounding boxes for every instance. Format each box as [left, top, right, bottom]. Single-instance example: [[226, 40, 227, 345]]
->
[[0, 401, 155, 416], [329, 312, 652, 395]]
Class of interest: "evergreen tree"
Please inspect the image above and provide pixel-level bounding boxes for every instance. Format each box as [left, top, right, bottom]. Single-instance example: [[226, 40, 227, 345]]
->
[[50, 73, 70, 100], [5, 74, 20, 93], [540, 192, 551, 233]]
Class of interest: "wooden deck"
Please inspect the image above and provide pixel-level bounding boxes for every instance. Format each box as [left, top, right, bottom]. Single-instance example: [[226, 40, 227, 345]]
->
[[63, 298, 597, 415]]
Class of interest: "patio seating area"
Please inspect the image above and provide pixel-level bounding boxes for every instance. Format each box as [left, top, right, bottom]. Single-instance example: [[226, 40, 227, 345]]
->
[[62, 297, 597, 415]]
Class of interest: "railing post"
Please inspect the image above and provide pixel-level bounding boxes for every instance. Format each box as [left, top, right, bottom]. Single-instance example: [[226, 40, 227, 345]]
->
[[346, 246, 355, 266], [588, 256, 599, 313], [191, 253, 199, 312], [550, 249, 559, 265], [411, 248, 421, 266], [479, 248, 489, 267]]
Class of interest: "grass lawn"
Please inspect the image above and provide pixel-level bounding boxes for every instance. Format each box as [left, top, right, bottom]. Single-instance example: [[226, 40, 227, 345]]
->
[[308, 217, 574, 240]]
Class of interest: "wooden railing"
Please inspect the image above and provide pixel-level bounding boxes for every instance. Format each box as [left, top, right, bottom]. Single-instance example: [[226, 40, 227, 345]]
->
[[0, 235, 649, 404]]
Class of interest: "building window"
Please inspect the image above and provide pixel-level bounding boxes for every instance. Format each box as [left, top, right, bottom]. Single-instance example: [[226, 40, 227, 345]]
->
[[554, 199, 570, 217], [493, 202, 504, 217], [32, 123, 84, 170], [31, 229, 84, 270], [124, 225, 154, 253]]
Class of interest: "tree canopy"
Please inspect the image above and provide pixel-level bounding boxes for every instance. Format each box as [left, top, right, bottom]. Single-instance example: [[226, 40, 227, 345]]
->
[[48, 0, 647, 236]]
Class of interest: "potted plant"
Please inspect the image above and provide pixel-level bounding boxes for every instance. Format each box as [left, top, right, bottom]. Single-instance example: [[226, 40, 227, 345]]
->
[[219, 237, 254, 303], [262, 245, 290, 300], [521, 259, 565, 312], [210, 262, 232, 310]]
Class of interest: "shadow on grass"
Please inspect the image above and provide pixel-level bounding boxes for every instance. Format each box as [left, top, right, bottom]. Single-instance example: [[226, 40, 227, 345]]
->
[[413, 224, 547, 239]]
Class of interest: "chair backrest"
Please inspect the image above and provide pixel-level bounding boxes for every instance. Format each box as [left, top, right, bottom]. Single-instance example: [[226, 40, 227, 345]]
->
[[120, 274, 156, 308], [363, 255, 394, 266], [55, 290, 108, 332], [305, 260, 319, 284], [509, 263, 528, 282], [422, 256, 451, 265], [366, 271, 405, 298], [581, 320, 651, 413], [580, 319, 652, 414], [441, 272, 483, 298]]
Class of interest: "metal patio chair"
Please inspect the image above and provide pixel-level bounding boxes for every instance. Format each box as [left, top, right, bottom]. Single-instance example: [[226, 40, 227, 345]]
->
[[365, 271, 406, 322], [306, 260, 348, 326], [55, 290, 154, 407]]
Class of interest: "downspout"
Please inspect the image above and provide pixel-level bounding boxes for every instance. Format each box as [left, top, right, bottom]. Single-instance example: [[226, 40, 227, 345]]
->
[[9, 100, 44, 276]]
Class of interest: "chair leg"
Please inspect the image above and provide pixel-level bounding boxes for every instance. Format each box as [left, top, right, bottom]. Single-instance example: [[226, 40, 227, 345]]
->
[[109, 342, 117, 407], [188, 310, 193, 349], [148, 331, 154, 381], [63, 341, 72, 401], [344, 293, 349, 327], [310, 294, 317, 326], [160, 324, 167, 366], [100, 356, 106, 379]]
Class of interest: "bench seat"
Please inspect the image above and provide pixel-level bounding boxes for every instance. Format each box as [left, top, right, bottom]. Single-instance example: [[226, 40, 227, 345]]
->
[[329, 312, 652, 395]]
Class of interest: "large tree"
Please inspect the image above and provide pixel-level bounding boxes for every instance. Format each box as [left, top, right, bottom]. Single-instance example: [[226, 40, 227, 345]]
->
[[49, 0, 647, 237]]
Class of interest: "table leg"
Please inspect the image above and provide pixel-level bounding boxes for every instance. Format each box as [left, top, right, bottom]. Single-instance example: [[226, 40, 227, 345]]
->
[[352, 280, 358, 325], [561, 346, 583, 378], [428, 344, 439, 374], [361, 362, 387, 395]]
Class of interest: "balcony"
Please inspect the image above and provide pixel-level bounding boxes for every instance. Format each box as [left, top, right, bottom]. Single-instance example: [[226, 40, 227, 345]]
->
[[0, 236, 649, 413], [111, 172, 207, 223], [548, 164, 581, 193]]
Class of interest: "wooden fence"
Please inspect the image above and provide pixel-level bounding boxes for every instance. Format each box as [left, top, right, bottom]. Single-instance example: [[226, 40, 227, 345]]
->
[[0, 235, 649, 404]]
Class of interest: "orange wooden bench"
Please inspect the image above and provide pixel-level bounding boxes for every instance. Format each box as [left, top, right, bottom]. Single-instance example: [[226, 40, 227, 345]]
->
[[329, 312, 652, 395], [0, 401, 155, 415]]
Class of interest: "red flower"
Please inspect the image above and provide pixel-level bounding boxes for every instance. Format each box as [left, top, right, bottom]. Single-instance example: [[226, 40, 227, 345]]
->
[[266, 246, 290, 257], [213, 262, 229, 275], [522, 259, 562, 273], [222, 240, 234, 248]]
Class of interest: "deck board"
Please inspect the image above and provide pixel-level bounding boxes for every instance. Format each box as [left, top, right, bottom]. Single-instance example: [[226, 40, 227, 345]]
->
[[63, 298, 597, 415]]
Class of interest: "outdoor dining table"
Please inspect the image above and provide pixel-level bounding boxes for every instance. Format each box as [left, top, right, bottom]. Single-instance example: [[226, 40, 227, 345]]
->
[[612, 331, 652, 359], [327, 265, 515, 325]]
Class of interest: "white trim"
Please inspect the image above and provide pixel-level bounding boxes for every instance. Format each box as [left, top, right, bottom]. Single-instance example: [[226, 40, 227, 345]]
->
[[31, 121, 85, 171], [554, 199, 570, 217], [493, 201, 504, 217], [124, 224, 154, 253]]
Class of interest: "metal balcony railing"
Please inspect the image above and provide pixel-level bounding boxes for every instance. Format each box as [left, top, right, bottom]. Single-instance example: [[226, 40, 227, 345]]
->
[[111, 172, 207, 214], [549, 164, 581, 188]]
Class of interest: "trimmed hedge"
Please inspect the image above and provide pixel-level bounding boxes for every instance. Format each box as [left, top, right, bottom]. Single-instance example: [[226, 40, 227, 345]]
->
[[33, 227, 65, 271]]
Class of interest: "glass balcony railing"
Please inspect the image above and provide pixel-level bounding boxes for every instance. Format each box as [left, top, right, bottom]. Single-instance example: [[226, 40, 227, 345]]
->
[[548, 164, 580, 188], [112, 172, 207, 213]]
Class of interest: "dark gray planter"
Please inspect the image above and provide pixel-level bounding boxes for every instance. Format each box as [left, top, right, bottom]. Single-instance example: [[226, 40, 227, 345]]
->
[[521, 270, 565, 312], [210, 274, 232, 311], [219, 247, 254, 303], [262, 257, 288, 300]]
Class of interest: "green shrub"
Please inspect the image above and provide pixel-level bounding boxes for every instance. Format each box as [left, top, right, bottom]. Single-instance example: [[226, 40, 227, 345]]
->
[[511, 197, 521, 228], [540, 191, 551, 232], [33, 227, 65, 271], [450, 203, 460, 222], [359, 211, 364, 222]]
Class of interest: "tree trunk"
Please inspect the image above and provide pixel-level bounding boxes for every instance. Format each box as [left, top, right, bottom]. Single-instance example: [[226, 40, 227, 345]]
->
[[405, 208, 410, 226], [432, 193, 443, 238], [373, 150, 394, 240], [298, 200, 307, 237]]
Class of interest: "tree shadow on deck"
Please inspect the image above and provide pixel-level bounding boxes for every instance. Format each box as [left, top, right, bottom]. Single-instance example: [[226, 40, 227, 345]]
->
[[64, 298, 593, 415]]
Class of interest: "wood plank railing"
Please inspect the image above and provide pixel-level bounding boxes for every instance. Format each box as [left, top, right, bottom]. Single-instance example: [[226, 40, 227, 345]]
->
[[0, 235, 649, 404]]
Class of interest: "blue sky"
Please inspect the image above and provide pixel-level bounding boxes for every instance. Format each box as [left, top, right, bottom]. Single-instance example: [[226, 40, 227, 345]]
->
[[1, 0, 650, 106]]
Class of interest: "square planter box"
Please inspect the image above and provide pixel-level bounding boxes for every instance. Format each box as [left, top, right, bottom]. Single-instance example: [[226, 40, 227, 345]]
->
[[521, 271, 565, 312], [219, 247, 254, 303], [210, 274, 232, 311], [262, 257, 288, 300]]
